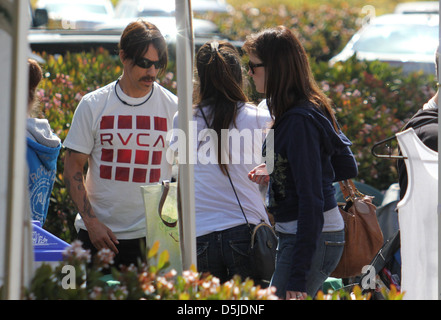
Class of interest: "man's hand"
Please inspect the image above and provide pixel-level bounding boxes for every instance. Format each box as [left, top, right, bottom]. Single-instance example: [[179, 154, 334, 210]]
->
[[84, 219, 119, 254]]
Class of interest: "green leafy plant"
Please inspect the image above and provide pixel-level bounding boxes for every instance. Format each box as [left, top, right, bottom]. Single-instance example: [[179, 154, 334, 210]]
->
[[312, 55, 435, 190], [199, 2, 361, 62], [25, 240, 404, 300], [316, 285, 372, 300], [25, 241, 278, 300]]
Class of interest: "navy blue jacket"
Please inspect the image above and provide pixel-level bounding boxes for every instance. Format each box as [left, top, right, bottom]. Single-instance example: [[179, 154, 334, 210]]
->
[[264, 101, 358, 292]]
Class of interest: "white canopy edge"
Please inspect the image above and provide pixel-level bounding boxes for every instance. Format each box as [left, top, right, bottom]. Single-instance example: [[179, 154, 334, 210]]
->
[[1, 0, 32, 299], [175, 0, 196, 271]]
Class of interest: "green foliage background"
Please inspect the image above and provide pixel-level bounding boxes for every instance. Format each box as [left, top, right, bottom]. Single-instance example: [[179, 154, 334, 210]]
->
[[35, 2, 436, 242]]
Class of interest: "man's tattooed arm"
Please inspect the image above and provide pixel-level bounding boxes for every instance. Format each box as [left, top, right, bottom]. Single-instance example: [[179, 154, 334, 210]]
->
[[63, 148, 118, 252], [63, 148, 95, 219]]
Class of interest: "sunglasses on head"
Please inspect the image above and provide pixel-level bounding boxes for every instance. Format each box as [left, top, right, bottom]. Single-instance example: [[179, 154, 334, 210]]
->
[[134, 57, 161, 69], [248, 61, 264, 74]]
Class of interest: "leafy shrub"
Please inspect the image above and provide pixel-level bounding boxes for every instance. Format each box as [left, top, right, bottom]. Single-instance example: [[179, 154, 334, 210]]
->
[[24, 240, 396, 300], [25, 241, 278, 300], [199, 2, 361, 61], [312, 56, 435, 190]]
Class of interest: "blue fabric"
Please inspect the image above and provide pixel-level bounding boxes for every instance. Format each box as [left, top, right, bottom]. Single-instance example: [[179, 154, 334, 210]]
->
[[196, 224, 257, 284], [270, 230, 345, 297], [263, 101, 357, 293], [26, 136, 61, 225]]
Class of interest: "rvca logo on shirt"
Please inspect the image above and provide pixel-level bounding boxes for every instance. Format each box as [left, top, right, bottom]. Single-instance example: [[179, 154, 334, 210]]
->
[[98, 115, 168, 183]]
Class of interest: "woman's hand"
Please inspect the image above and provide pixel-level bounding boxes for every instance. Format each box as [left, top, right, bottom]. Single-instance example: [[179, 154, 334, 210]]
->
[[286, 291, 307, 300], [248, 163, 269, 185]]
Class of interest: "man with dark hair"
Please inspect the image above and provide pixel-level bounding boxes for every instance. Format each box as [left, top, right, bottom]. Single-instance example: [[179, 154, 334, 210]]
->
[[398, 47, 439, 199], [63, 20, 178, 268]]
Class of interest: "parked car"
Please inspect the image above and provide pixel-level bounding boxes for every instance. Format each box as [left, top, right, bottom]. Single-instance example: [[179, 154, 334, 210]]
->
[[394, 1, 438, 14], [329, 13, 439, 75], [28, 29, 122, 55], [35, 0, 114, 30], [29, 5, 48, 29], [96, 17, 221, 42], [29, 0, 239, 56], [190, 0, 232, 14], [95, 0, 230, 47], [114, 0, 231, 16]]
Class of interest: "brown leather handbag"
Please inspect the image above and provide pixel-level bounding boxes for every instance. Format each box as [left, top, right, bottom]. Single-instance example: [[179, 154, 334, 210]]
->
[[330, 179, 384, 279]]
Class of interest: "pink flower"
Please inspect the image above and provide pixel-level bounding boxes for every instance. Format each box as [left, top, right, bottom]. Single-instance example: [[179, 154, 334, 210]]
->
[[97, 248, 115, 268]]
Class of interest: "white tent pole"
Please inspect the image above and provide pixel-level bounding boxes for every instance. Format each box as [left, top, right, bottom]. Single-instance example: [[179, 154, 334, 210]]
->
[[175, 0, 196, 271], [437, 0, 441, 300], [3, 0, 30, 299]]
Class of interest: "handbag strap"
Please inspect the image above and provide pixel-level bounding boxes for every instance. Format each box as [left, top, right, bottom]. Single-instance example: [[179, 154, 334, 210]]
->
[[158, 180, 178, 228], [198, 106, 253, 233], [338, 179, 364, 201]]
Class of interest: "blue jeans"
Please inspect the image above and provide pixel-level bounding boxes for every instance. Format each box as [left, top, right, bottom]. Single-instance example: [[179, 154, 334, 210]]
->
[[270, 229, 345, 298], [197, 224, 256, 284]]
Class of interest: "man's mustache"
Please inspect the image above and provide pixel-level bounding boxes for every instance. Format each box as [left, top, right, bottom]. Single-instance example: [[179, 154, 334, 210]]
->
[[140, 76, 156, 82]]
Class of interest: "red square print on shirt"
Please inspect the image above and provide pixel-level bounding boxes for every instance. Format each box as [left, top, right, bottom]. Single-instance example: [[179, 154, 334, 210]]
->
[[101, 149, 114, 162], [117, 149, 132, 163], [135, 150, 149, 165], [100, 165, 112, 180], [118, 115, 132, 129], [154, 117, 167, 131], [133, 168, 147, 183], [99, 114, 166, 183], [137, 116, 151, 130], [115, 167, 130, 181], [151, 151, 162, 165], [149, 169, 161, 183], [100, 116, 114, 129]]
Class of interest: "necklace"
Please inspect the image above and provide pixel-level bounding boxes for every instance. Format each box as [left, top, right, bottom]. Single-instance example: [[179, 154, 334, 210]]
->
[[115, 79, 154, 107]]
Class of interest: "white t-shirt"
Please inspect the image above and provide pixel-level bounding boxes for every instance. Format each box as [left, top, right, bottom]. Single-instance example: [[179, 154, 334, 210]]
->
[[170, 103, 272, 237], [397, 128, 438, 300], [64, 81, 178, 239]]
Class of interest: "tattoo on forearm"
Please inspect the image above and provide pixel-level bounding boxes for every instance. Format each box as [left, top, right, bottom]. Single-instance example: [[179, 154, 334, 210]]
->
[[66, 167, 95, 219], [83, 194, 95, 218], [73, 172, 85, 191]]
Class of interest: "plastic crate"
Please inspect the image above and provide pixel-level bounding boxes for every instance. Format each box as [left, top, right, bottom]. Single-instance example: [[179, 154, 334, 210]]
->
[[32, 220, 70, 262]]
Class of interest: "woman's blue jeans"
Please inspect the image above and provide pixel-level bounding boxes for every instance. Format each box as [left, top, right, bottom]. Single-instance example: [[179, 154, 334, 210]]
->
[[270, 229, 345, 298], [196, 224, 255, 284]]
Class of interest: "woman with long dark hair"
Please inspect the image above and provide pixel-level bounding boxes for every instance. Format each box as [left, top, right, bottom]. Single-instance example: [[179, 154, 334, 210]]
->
[[244, 26, 358, 299], [171, 40, 272, 285]]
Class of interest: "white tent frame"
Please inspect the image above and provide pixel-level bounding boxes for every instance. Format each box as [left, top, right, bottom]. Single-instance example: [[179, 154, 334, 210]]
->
[[175, 0, 196, 270], [1, 0, 32, 299], [438, 0, 441, 301]]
